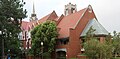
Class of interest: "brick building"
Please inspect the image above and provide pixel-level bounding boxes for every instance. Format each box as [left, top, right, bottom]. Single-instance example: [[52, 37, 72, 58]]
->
[[20, 3, 108, 59]]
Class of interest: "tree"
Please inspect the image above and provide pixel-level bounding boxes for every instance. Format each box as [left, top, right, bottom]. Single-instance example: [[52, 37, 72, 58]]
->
[[112, 31, 120, 58], [0, 0, 27, 58], [83, 26, 112, 59], [30, 20, 58, 58]]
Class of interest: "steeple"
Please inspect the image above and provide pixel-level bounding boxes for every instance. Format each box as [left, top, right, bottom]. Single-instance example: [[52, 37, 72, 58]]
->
[[33, 2, 35, 14], [30, 1, 38, 22], [64, 2, 77, 16]]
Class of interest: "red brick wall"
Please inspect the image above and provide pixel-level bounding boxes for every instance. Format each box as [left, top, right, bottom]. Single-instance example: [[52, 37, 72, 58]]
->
[[23, 40, 26, 49], [56, 45, 68, 49], [100, 37, 105, 43], [67, 29, 81, 58], [66, 7, 96, 59]]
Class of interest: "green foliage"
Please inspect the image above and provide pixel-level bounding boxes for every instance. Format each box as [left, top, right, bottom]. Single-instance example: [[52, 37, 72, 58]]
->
[[84, 26, 96, 42], [112, 31, 120, 58], [30, 20, 58, 57], [112, 57, 120, 59], [83, 26, 112, 59], [0, 0, 27, 58], [84, 38, 99, 59]]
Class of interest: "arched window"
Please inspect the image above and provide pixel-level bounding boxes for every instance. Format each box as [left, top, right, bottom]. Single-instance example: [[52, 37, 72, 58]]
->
[[71, 8, 75, 13]]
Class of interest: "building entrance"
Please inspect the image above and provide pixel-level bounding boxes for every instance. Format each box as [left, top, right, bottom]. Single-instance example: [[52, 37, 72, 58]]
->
[[56, 51, 66, 59]]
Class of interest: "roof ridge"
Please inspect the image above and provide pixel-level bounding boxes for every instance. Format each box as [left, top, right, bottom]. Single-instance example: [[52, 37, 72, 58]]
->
[[64, 8, 87, 17], [22, 21, 29, 23], [80, 18, 109, 36], [72, 7, 88, 29], [47, 10, 58, 20], [57, 14, 64, 25]]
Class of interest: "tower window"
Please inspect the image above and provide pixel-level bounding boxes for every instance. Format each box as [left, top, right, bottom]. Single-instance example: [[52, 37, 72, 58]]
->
[[71, 8, 75, 13], [66, 9, 68, 16]]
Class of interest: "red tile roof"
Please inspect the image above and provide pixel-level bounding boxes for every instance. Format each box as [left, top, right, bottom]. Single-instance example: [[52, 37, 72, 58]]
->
[[21, 21, 29, 30], [57, 8, 87, 38], [38, 14, 50, 24], [21, 8, 87, 38], [21, 14, 50, 31], [21, 11, 58, 31]]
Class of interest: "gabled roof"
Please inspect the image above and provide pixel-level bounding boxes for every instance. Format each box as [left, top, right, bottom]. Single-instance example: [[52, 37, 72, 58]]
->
[[57, 8, 87, 38], [21, 11, 58, 31], [21, 5, 108, 39], [80, 18, 109, 36], [38, 11, 58, 23], [21, 21, 29, 30], [36, 14, 50, 24]]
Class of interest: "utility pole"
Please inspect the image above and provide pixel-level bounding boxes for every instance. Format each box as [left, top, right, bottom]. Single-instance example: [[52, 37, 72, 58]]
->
[[41, 42, 43, 59]]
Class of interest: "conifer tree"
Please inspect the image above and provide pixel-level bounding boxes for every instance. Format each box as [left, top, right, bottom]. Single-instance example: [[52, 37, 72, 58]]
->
[[0, 0, 27, 58]]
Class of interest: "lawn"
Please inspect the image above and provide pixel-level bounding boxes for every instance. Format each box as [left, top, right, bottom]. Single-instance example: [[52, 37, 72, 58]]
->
[[113, 57, 120, 59], [70, 57, 120, 59]]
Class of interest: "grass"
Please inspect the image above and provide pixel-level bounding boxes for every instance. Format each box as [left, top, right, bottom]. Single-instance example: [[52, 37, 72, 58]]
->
[[70, 57, 120, 59], [80, 53, 87, 56], [113, 57, 120, 59], [70, 58, 77, 59]]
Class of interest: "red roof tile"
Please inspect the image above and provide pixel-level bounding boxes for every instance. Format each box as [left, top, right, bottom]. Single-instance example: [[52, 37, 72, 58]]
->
[[21, 11, 58, 30], [21, 21, 29, 30], [21, 8, 87, 38], [57, 8, 87, 38], [38, 14, 50, 24], [21, 14, 50, 31]]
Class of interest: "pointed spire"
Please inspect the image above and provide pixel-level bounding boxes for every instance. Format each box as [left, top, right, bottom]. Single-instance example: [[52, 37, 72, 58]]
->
[[33, 1, 35, 14], [29, 0, 38, 22]]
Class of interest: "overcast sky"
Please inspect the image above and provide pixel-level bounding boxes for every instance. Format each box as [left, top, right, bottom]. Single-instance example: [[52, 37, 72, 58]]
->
[[23, 0, 120, 33]]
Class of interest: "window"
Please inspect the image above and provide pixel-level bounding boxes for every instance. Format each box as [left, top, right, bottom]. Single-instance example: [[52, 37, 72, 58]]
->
[[71, 8, 75, 13], [23, 36, 24, 39], [60, 39, 69, 45], [25, 31, 27, 40], [56, 38, 69, 45], [66, 9, 68, 16]]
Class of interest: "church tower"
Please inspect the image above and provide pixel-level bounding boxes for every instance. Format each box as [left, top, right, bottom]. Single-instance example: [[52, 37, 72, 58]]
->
[[30, 2, 38, 21], [64, 3, 77, 16]]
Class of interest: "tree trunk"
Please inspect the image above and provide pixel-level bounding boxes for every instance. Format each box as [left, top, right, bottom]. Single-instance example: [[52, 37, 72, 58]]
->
[[115, 53, 117, 58]]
